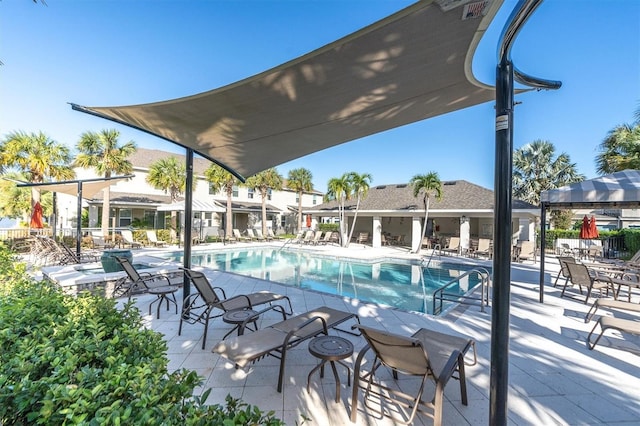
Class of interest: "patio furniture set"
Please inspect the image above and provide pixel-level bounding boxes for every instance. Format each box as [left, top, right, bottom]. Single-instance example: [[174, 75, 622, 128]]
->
[[113, 257, 477, 425]]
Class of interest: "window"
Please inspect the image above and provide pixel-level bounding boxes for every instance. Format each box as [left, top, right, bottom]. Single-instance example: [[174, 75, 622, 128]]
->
[[143, 210, 155, 227], [232, 185, 239, 197], [267, 189, 272, 201], [248, 187, 254, 199], [296, 194, 300, 203], [208, 183, 216, 195], [313, 195, 317, 205], [119, 209, 132, 227]]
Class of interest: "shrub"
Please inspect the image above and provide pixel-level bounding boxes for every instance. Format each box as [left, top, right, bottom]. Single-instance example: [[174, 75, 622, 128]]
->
[[0, 244, 284, 425], [318, 223, 339, 233]]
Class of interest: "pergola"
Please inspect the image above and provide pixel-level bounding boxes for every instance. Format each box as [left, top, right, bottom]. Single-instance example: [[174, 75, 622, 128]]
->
[[71, 1, 560, 423], [539, 169, 640, 302]]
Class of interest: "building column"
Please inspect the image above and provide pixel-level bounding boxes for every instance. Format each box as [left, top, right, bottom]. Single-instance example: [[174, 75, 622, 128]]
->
[[517, 217, 532, 241], [411, 217, 422, 253], [372, 216, 381, 248], [460, 216, 470, 252]]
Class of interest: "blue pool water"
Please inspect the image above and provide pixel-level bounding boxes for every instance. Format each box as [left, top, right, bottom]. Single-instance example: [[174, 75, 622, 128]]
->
[[160, 248, 484, 315]]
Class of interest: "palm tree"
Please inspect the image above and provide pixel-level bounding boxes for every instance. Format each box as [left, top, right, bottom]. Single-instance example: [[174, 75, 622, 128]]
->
[[594, 123, 640, 174], [287, 168, 314, 234], [410, 172, 442, 254], [205, 164, 239, 239], [146, 156, 186, 242], [0, 131, 74, 208], [245, 168, 283, 236], [345, 172, 372, 247], [325, 173, 352, 247], [512, 140, 584, 206], [75, 129, 136, 237]]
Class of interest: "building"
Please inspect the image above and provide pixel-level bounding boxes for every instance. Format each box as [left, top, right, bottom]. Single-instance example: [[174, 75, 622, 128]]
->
[[56, 148, 323, 236], [305, 180, 540, 252]]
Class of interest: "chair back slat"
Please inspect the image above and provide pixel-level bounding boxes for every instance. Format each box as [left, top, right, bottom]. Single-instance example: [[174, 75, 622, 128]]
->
[[183, 269, 221, 304], [566, 261, 592, 286], [355, 325, 430, 375], [115, 256, 142, 282]]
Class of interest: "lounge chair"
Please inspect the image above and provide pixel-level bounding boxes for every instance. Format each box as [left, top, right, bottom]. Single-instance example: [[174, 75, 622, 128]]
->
[[120, 230, 142, 249], [440, 237, 460, 256], [474, 238, 492, 259], [587, 314, 640, 351], [113, 256, 181, 318], [515, 240, 536, 262], [267, 229, 282, 240], [584, 298, 640, 323], [554, 256, 578, 289], [350, 325, 476, 426], [250, 229, 266, 242], [300, 230, 314, 244], [91, 232, 114, 250], [564, 261, 615, 304], [146, 230, 167, 247], [255, 229, 270, 241], [178, 268, 293, 349], [232, 228, 251, 242], [307, 231, 323, 245], [212, 306, 360, 392], [320, 231, 333, 245], [355, 232, 369, 244]]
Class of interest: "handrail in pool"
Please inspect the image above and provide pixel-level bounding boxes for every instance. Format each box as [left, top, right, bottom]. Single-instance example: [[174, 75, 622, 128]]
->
[[432, 267, 492, 315]]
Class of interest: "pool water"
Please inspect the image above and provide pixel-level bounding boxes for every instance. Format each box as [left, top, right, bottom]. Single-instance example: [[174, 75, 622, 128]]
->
[[160, 248, 483, 315]]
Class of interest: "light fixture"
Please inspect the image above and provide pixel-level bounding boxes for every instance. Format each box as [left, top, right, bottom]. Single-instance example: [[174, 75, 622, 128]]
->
[[460, 215, 467, 224]]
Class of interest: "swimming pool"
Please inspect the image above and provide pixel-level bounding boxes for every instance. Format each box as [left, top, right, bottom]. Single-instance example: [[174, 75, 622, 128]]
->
[[159, 248, 484, 315]]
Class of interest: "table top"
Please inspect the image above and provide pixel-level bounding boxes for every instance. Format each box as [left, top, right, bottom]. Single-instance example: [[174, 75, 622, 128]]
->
[[308, 335, 353, 360], [223, 309, 258, 324]]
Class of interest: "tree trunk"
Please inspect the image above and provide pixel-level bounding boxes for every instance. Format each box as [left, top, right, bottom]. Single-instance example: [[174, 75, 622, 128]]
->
[[415, 196, 430, 255], [261, 190, 267, 236], [170, 211, 177, 242], [226, 191, 233, 238], [346, 197, 361, 248], [101, 187, 110, 239], [297, 192, 303, 233]]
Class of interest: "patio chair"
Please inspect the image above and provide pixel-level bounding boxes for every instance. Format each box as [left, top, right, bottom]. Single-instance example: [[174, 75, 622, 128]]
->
[[232, 228, 251, 242], [146, 230, 167, 247], [91, 232, 114, 250], [120, 230, 142, 249], [587, 313, 640, 351], [307, 231, 324, 245], [564, 261, 615, 304], [255, 229, 270, 241], [350, 325, 476, 426], [300, 230, 314, 244], [58, 240, 99, 264], [212, 305, 360, 392], [475, 238, 492, 259], [267, 228, 283, 240], [355, 232, 369, 244], [584, 298, 640, 323], [178, 268, 293, 349], [320, 231, 333, 245], [515, 241, 536, 263], [250, 229, 266, 242], [440, 236, 460, 256], [113, 256, 181, 318], [554, 256, 578, 289]]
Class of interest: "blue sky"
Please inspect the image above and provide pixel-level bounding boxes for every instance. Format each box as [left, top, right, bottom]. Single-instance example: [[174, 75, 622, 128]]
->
[[1, 0, 638, 192]]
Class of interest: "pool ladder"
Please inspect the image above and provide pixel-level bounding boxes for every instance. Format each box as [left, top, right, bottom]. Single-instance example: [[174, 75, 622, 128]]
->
[[431, 267, 491, 315]]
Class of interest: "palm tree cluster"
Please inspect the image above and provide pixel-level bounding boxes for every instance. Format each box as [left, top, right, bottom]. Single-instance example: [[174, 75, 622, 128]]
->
[[325, 172, 372, 247], [595, 106, 640, 174]]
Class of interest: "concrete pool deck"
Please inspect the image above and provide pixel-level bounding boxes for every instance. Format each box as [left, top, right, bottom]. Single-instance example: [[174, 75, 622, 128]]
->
[[48, 242, 640, 424]]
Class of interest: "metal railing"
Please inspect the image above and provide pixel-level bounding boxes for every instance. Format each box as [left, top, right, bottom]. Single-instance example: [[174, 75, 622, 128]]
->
[[432, 267, 492, 315]]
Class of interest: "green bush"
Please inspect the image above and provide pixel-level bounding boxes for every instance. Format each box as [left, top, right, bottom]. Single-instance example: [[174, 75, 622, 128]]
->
[[0, 243, 284, 425], [318, 223, 339, 233]]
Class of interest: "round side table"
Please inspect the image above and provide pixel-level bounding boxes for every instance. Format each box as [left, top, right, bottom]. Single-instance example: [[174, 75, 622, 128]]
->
[[307, 335, 354, 402], [222, 309, 258, 339]]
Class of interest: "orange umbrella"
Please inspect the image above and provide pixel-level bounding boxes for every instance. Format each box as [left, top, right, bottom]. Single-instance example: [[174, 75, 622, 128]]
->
[[579, 215, 589, 239], [30, 201, 44, 229], [589, 215, 599, 239]]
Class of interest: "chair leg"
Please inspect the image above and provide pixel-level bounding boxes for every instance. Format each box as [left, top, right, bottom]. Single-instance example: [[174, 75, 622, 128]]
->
[[458, 354, 468, 405], [585, 300, 599, 323], [587, 319, 605, 350]]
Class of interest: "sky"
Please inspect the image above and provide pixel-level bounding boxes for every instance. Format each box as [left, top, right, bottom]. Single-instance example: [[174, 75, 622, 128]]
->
[[1, 0, 639, 192]]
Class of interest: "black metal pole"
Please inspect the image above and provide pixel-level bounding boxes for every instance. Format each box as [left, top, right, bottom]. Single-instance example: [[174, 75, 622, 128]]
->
[[51, 192, 57, 241], [76, 182, 83, 257], [490, 57, 514, 426], [183, 149, 194, 299], [539, 205, 547, 302]]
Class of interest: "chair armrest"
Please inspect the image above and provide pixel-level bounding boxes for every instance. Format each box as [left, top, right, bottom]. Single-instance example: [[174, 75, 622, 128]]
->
[[433, 349, 463, 388], [220, 294, 252, 310], [238, 305, 287, 334], [212, 286, 227, 299]]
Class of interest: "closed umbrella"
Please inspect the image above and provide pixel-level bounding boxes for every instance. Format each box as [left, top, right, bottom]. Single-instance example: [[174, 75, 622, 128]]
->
[[589, 215, 599, 239], [579, 215, 589, 239], [30, 201, 44, 229]]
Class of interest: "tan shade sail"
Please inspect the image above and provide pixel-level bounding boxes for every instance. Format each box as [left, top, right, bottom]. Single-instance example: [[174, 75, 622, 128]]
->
[[157, 199, 225, 213], [72, 0, 503, 180], [16, 176, 133, 198]]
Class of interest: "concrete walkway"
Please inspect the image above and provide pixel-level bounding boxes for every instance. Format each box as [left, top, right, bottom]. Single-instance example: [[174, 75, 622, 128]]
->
[[122, 245, 640, 425]]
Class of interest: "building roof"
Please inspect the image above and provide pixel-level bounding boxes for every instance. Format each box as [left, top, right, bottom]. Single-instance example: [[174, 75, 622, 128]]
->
[[307, 180, 537, 213], [129, 147, 322, 194], [89, 191, 172, 205]]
